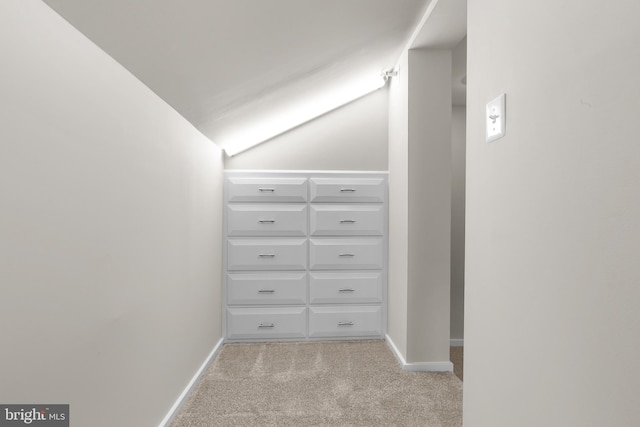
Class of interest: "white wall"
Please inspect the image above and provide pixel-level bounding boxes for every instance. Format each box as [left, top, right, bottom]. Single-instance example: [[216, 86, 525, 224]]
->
[[465, 0, 640, 425], [387, 49, 410, 357], [451, 105, 466, 341], [223, 87, 388, 171], [406, 49, 452, 362], [0, 2, 224, 426], [387, 47, 452, 366]]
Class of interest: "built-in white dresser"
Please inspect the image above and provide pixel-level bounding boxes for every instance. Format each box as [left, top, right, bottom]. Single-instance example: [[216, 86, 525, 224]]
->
[[223, 171, 387, 342]]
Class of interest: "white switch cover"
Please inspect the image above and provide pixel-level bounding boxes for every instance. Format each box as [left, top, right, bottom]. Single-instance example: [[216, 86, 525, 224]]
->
[[486, 93, 506, 142]]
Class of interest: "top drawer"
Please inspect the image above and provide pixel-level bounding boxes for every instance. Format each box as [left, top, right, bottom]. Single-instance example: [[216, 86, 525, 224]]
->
[[227, 176, 308, 202], [309, 177, 385, 203]]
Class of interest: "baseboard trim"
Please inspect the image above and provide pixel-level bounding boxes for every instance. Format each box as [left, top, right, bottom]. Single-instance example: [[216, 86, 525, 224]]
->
[[450, 338, 464, 347], [385, 334, 454, 372], [403, 360, 454, 372], [158, 338, 224, 427], [385, 334, 407, 366]]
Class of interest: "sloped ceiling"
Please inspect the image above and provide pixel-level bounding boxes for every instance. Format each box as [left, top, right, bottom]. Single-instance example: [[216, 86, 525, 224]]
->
[[43, 0, 437, 148]]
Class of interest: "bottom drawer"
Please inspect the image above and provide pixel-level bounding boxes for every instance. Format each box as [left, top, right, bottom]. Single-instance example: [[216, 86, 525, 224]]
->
[[227, 307, 307, 340], [309, 306, 382, 338]]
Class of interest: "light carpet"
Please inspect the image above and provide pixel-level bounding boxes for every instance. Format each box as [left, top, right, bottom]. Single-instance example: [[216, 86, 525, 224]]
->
[[450, 346, 464, 381], [170, 340, 462, 427]]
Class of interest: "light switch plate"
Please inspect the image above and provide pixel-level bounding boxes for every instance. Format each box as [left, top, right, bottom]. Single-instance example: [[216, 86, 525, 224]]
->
[[486, 93, 506, 142]]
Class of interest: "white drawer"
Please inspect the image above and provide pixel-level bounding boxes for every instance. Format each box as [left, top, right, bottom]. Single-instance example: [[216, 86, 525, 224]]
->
[[227, 307, 307, 340], [310, 205, 384, 236], [227, 239, 307, 271], [227, 272, 307, 305], [309, 177, 385, 203], [308, 306, 382, 338], [227, 176, 308, 202], [309, 272, 382, 304], [227, 204, 307, 237], [309, 238, 383, 270]]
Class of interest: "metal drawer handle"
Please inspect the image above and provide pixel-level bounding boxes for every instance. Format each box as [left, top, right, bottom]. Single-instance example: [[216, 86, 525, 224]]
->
[[258, 289, 275, 294], [339, 288, 355, 293], [258, 220, 275, 224], [258, 323, 275, 328], [339, 253, 355, 257], [340, 188, 356, 192], [340, 219, 357, 224], [338, 321, 354, 327], [258, 188, 275, 192], [259, 254, 276, 258]]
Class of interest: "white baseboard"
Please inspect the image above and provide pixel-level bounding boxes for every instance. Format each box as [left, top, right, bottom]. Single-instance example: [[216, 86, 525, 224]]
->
[[450, 338, 464, 347], [158, 338, 224, 427], [385, 334, 407, 366], [403, 360, 454, 372], [385, 334, 454, 372]]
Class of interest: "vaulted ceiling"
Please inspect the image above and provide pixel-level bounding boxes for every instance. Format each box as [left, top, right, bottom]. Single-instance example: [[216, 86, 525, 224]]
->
[[42, 0, 465, 149]]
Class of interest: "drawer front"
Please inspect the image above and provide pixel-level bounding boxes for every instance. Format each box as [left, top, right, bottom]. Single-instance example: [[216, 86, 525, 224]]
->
[[227, 204, 307, 237], [227, 239, 307, 271], [309, 177, 385, 203], [308, 306, 382, 338], [227, 307, 307, 340], [309, 238, 383, 270], [309, 272, 382, 304], [310, 205, 384, 236], [227, 272, 307, 305], [227, 176, 308, 202]]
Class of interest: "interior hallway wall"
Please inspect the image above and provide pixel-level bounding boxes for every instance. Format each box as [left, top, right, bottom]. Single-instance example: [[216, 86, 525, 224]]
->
[[406, 49, 452, 363], [0, 2, 224, 426], [223, 87, 388, 171], [464, 0, 640, 425], [387, 49, 410, 358], [388, 47, 452, 367], [451, 105, 466, 342]]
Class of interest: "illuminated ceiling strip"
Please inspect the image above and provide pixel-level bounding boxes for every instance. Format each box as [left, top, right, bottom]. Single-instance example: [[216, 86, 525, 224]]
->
[[221, 73, 388, 157]]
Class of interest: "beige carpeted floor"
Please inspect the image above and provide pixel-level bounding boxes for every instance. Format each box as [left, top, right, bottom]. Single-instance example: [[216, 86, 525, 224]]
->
[[450, 346, 464, 381], [170, 340, 462, 427]]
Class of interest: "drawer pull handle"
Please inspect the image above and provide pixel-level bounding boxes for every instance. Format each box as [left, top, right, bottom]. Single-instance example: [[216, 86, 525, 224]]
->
[[339, 288, 355, 293], [340, 188, 356, 192], [258, 220, 275, 224], [338, 321, 354, 327], [258, 289, 275, 293], [339, 253, 355, 257], [258, 323, 275, 328], [259, 254, 276, 258], [258, 188, 275, 192], [340, 219, 357, 224]]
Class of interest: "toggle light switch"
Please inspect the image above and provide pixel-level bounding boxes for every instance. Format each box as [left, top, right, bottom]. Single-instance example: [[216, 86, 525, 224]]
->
[[486, 93, 506, 142]]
